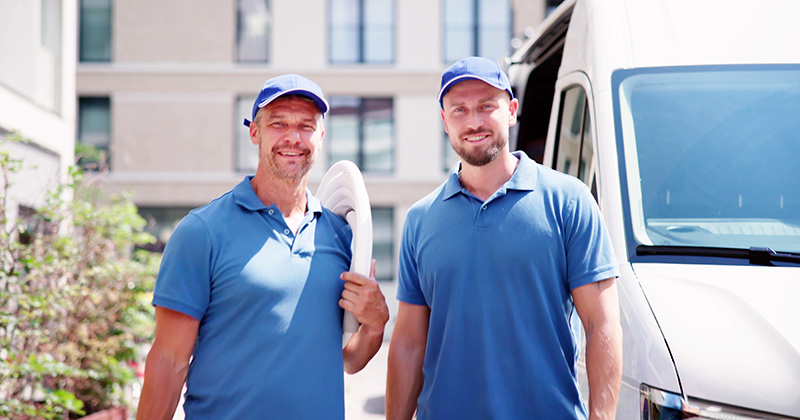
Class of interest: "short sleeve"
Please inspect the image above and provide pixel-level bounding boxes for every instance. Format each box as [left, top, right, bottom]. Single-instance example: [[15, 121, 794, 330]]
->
[[396, 211, 427, 306], [564, 185, 620, 290], [152, 213, 212, 320]]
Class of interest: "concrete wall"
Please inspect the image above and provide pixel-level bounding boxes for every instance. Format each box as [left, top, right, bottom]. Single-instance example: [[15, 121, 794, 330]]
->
[[1, 0, 76, 219]]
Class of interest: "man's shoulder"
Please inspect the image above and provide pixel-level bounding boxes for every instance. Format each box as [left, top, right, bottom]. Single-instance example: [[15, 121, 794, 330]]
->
[[534, 164, 592, 198], [406, 181, 449, 220], [172, 189, 239, 237], [191, 189, 238, 219]]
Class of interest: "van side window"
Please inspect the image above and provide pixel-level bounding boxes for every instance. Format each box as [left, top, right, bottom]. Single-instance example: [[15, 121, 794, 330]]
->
[[553, 85, 597, 199]]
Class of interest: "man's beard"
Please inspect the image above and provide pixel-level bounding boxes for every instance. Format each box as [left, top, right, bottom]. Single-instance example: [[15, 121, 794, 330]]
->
[[260, 142, 315, 181], [450, 129, 507, 167]]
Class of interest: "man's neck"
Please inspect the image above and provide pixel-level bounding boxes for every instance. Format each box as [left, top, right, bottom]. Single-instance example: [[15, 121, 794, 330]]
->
[[250, 172, 309, 220], [459, 152, 519, 202]]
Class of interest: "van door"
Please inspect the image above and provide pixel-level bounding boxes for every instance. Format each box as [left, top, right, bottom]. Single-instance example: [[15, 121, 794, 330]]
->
[[546, 72, 598, 199]]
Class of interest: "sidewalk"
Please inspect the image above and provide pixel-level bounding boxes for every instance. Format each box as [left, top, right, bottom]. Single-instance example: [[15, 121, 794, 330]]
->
[[344, 282, 396, 420]]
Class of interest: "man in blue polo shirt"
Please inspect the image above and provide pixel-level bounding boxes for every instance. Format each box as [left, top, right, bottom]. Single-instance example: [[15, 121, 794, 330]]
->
[[137, 74, 389, 420], [386, 57, 622, 419]]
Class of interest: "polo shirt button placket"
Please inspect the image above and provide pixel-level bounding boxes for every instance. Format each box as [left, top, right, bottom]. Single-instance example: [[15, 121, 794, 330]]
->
[[475, 203, 491, 228]]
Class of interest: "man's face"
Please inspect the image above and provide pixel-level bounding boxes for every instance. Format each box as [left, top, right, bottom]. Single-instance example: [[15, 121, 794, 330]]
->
[[441, 79, 518, 167], [250, 96, 324, 181]]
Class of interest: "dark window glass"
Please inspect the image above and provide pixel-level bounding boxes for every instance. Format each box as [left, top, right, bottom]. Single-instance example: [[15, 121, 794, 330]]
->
[[237, 0, 271, 62], [328, 97, 394, 173], [77, 97, 111, 170], [372, 207, 394, 282], [79, 0, 111, 62], [138, 206, 194, 252]]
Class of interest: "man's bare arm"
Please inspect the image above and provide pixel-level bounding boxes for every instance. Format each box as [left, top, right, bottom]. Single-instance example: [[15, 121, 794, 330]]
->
[[137, 306, 199, 420], [386, 302, 430, 420], [573, 278, 623, 420]]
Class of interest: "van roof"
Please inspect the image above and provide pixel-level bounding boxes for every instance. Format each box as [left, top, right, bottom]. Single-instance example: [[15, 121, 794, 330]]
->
[[511, 0, 800, 90]]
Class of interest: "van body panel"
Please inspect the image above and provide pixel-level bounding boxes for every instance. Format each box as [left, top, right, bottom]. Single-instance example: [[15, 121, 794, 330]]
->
[[634, 263, 800, 416], [507, 0, 800, 417]]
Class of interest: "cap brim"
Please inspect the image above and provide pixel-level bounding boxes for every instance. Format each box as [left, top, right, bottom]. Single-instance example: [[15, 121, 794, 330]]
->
[[438, 75, 512, 107], [258, 88, 329, 115]]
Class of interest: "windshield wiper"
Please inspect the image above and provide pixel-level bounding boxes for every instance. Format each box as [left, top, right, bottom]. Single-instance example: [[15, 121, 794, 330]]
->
[[635, 245, 800, 266]]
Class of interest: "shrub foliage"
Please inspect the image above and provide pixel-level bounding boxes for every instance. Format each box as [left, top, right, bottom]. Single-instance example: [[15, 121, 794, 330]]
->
[[1, 134, 159, 419]]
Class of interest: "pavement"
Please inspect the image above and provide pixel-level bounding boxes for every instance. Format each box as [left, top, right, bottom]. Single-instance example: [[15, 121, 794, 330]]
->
[[344, 341, 390, 420]]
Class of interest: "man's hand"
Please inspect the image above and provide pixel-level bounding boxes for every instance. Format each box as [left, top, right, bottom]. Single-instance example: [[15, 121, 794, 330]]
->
[[341, 260, 390, 373], [340, 260, 389, 334]]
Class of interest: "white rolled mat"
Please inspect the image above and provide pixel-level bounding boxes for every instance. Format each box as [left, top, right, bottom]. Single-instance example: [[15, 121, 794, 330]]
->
[[316, 160, 373, 345]]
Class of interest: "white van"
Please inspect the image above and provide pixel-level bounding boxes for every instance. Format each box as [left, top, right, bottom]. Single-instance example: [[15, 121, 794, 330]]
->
[[506, 0, 800, 418]]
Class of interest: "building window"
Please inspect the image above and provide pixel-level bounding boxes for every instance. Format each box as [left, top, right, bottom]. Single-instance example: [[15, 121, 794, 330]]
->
[[79, 0, 111, 62], [443, 0, 511, 63], [328, 97, 394, 173], [237, 0, 271, 62], [330, 0, 394, 64], [236, 97, 258, 173], [77, 97, 111, 171], [138, 206, 194, 252], [372, 207, 394, 282]]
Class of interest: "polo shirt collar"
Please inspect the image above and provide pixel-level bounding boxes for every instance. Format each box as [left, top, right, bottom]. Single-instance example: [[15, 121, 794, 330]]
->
[[232, 176, 322, 215], [442, 151, 538, 200]]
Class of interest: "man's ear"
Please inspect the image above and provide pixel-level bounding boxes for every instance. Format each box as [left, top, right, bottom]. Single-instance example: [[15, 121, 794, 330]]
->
[[249, 121, 259, 146], [441, 110, 449, 133], [508, 98, 519, 126]]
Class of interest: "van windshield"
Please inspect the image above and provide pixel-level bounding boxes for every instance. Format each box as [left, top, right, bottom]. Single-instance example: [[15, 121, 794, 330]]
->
[[615, 65, 800, 254]]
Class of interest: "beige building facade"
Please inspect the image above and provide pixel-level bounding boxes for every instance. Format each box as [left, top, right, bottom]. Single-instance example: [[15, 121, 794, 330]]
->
[[75, 0, 553, 282]]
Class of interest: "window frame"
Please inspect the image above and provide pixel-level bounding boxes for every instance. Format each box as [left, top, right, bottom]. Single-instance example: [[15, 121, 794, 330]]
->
[[77, 96, 112, 171], [329, 0, 395, 64], [236, 0, 271, 63], [79, 0, 112, 62], [442, 0, 513, 64], [327, 96, 395, 174], [548, 73, 599, 200]]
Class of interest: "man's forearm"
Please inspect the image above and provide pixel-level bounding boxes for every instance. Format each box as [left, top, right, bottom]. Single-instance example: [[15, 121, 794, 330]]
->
[[585, 320, 623, 420], [136, 349, 188, 420], [386, 342, 425, 420], [343, 324, 384, 374]]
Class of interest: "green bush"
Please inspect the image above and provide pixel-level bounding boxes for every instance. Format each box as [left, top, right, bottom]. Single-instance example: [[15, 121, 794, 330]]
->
[[1, 134, 159, 419]]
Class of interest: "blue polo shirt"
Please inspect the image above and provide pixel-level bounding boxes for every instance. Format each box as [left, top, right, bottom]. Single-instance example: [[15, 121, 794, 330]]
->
[[398, 151, 619, 420], [153, 176, 352, 420]]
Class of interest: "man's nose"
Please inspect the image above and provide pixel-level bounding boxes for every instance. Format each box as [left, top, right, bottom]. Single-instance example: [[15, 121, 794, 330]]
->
[[466, 111, 483, 130], [283, 126, 303, 143]]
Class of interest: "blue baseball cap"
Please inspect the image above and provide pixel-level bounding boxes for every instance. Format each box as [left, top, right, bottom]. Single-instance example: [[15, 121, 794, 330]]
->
[[243, 74, 329, 127], [438, 57, 514, 108]]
